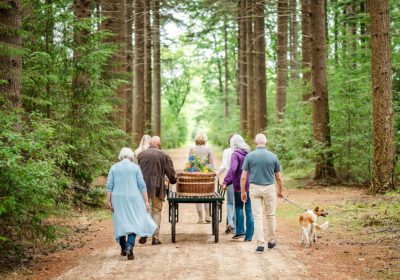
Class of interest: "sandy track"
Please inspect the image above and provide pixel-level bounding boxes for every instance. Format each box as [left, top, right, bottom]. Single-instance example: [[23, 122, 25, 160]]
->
[[54, 148, 308, 280], [55, 203, 307, 280]]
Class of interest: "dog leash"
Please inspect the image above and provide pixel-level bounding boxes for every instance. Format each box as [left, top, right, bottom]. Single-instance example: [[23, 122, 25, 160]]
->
[[281, 196, 307, 212]]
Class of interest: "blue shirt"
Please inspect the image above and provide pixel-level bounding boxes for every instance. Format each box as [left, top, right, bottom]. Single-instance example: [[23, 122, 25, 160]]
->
[[242, 147, 280, 185]]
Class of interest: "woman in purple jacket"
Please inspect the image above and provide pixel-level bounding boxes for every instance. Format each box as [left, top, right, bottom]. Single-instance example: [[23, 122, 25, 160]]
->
[[222, 135, 254, 241]]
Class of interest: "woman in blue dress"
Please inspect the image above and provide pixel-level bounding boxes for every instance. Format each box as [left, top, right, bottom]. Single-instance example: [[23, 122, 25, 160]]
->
[[107, 147, 157, 260]]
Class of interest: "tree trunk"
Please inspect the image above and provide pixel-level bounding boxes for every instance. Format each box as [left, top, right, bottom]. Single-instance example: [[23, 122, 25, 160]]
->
[[290, 0, 299, 80], [133, 0, 145, 145], [0, 0, 22, 109], [310, 0, 336, 181], [144, 0, 152, 133], [276, 0, 288, 121], [238, 0, 247, 135], [152, 0, 161, 136], [246, 0, 255, 139], [347, 2, 357, 67], [333, 0, 338, 64], [223, 15, 229, 118], [101, 0, 127, 132], [45, 0, 54, 118], [125, 0, 133, 136], [301, 0, 311, 101], [72, 0, 91, 127], [254, 0, 267, 131], [370, 0, 396, 193]]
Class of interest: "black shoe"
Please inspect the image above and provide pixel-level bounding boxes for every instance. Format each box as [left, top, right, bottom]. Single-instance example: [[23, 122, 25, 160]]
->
[[232, 234, 245, 239], [152, 239, 162, 245], [268, 242, 276, 249], [127, 248, 134, 260], [256, 246, 265, 254], [244, 239, 252, 242], [139, 237, 147, 244], [120, 248, 127, 256]]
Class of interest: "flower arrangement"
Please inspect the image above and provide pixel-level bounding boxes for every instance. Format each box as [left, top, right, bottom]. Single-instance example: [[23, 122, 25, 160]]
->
[[184, 155, 214, 173]]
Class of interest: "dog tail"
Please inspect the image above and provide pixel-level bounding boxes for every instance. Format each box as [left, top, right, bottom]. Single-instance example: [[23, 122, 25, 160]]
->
[[316, 221, 329, 231]]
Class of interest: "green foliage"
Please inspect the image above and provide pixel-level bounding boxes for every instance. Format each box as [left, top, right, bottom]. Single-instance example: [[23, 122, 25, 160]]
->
[[266, 81, 315, 179], [0, 112, 69, 248], [160, 48, 190, 148], [0, 0, 124, 256], [161, 104, 188, 149]]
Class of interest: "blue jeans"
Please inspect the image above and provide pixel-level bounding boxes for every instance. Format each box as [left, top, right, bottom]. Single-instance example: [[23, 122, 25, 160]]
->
[[226, 185, 235, 230], [119, 233, 136, 250], [234, 191, 254, 241]]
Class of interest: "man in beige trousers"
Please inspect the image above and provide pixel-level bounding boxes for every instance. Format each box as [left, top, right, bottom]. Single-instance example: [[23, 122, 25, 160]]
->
[[240, 133, 283, 253]]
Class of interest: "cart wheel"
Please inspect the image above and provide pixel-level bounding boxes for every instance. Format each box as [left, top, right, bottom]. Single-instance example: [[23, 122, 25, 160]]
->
[[172, 203, 176, 243], [214, 203, 219, 243]]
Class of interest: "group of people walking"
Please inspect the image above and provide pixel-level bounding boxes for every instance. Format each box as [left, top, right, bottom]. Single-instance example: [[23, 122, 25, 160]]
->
[[106, 132, 283, 260]]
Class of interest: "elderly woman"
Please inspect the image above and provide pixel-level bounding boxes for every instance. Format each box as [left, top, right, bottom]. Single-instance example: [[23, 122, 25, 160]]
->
[[222, 135, 254, 241], [107, 147, 157, 260], [189, 132, 214, 224], [133, 135, 151, 163], [217, 134, 235, 234]]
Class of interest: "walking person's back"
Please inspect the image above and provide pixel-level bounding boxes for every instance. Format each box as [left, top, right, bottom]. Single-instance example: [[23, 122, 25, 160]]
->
[[138, 136, 176, 245], [106, 148, 156, 260], [189, 132, 214, 224], [241, 133, 284, 254]]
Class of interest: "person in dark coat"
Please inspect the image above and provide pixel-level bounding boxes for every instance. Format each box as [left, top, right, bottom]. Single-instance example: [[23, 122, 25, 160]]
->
[[138, 136, 177, 245]]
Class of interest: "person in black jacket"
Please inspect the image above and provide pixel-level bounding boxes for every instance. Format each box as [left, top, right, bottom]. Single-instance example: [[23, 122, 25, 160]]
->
[[137, 136, 177, 245]]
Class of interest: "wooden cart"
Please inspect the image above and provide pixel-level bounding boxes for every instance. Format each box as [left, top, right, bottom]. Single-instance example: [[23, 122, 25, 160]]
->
[[167, 185, 225, 243]]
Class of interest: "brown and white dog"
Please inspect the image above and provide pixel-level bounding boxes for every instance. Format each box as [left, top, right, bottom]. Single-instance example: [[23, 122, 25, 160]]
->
[[299, 207, 329, 247]]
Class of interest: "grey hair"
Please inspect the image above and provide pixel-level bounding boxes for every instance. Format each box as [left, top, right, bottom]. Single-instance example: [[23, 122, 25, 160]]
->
[[118, 147, 134, 161], [230, 134, 250, 152], [255, 133, 267, 146]]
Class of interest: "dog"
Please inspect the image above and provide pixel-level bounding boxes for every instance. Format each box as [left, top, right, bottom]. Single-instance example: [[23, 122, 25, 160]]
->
[[299, 207, 329, 247]]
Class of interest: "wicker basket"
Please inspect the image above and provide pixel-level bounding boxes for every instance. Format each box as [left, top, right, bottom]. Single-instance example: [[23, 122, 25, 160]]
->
[[176, 171, 216, 197]]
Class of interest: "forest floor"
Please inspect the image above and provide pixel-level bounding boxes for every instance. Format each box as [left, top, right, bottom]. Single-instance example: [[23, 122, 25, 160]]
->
[[2, 148, 399, 280]]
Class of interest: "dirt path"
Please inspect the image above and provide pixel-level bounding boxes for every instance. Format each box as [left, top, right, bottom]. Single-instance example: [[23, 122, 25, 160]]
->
[[5, 148, 396, 280], [50, 148, 307, 280]]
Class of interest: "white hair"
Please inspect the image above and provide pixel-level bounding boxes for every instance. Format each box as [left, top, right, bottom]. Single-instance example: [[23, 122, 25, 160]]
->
[[255, 133, 267, 146], [118, 147, 134, 161], [230, 134, 250, 152]]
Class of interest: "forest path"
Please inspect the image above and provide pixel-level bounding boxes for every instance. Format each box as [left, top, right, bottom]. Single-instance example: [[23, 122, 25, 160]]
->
[[54, 147, 307, 280], [16, 147, 369, 280]]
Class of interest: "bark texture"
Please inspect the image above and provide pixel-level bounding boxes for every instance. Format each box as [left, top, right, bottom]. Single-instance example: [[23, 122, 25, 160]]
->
[[254, 0, 267, 132], [134, 0, 145, 145], [223, 16, 230, 118], [275, 0, 288, 122], [101, 0, 127, 131], [290, 0, 299, 79], [246, 0, 255, 138], [0, 0, 22, 109], [370, 0, 396, 193], [144, 0, 152, 133], [238, 0, 247, 135], [72, 0, 91, 126], [301, 0, 311, 101], [125, 0, 133, 136], [152, 0, 161, 136], [310, 0, 336, 181]]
